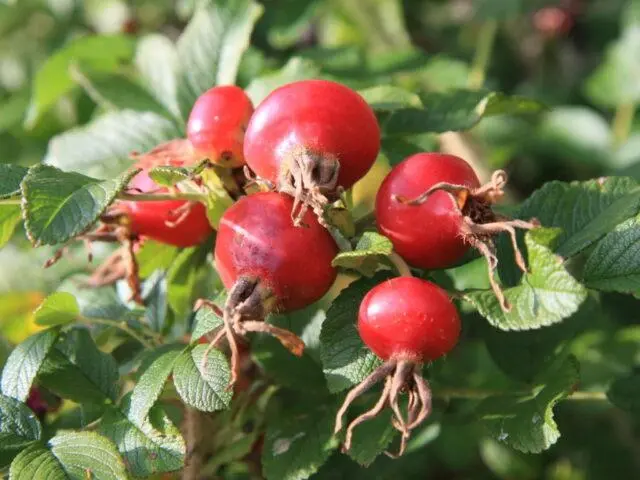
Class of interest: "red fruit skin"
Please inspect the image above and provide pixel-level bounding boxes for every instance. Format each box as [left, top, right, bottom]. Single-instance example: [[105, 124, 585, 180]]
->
[[358, 277, 460, 362], [119, 157, 212, 247], [215, 192, 338, 312], [243, 79, 380, 189], [376, 153, 481, 269], [187, 85, 254, 168]]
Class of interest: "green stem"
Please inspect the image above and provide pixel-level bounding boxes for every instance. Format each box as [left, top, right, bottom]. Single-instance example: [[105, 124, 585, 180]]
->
[[468, 20, 498, 90], [0, 197, 21, 205], [435, 387, 608, 402], [118, 192, 206, 202], [80, 316, 157, 349], [612, 103, 636, 147], [389, 251, 413, 277], [354, 211, 376, 231]]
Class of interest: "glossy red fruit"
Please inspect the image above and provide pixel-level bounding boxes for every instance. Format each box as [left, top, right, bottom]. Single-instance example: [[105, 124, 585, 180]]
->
[[376, 153, 481, 269], [118, 156, 212, 247], [243, 79, 380, 190], [358, 277, 460, 362], [215, 191, 338, 312], [187, 85, 254, 168]]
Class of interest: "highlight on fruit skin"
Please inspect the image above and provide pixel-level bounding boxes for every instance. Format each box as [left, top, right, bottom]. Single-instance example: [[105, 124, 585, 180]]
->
[[198, 191, 339, 388], [375, 152, 539, 311], [243, 79, 381, 226], [334, 276, 461, 457], [187, 85, 255, 168]]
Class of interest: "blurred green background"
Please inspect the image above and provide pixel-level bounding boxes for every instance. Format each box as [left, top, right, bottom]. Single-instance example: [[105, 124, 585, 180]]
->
[[1, 1, 640, 479]]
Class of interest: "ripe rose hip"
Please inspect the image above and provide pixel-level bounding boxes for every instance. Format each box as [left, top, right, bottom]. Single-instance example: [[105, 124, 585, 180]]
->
[[118, 156, 212, 248], [358, 277, 461, 362], [335, 277, 460, 457], [87, 152, 212, 304], [243, 79, 380, 224], [376, 152, 537, 311], [204, 191, 338, 386], [187, 85, 254, 168]]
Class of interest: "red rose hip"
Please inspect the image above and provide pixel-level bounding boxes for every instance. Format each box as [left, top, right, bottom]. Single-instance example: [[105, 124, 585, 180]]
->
[[243, 79, 380, 224], [376, 153, 538, 311], [358, 277, 460, 362], [376, 153, 480, 270], [117, 156, 212, 248], [187, 85, 254, 168], [335, 277, 460, 457], [203, 191, 338, 387]]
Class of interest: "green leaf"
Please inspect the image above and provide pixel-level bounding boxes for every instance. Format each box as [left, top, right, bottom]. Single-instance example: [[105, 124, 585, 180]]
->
[[148, 165, 191, 186], [479, 438, 541, 480], [584, 27, 640, 107], [0, 206, 22, 249], [476, 357, 579, 453], [37, 329, 119, 405], [0, 164, 28, 199], [262, 403, 340, 480], [517, 177, 640, 258], [25, 35, 135, 128], [191, 292, 225, 342], [0, 394, 42, 468], [0, 90, 29, 133], [135, 34, 182, 119], [583, 214, 640, 294], [51, 431, 127, 479], [380, 90, 545, 136], [177, 0, 264, 115], [252, 307, 328, 393], [136, 241, 180, 278], [34, 292, 79, 327], [482, 299, 591, 383], [1, 329, 60, 401], [45, 110, 181, 179], [358, 85, 422, 111], [608, 373, 640, 415], [246, 57, 320, 105], [465, 229, 587, 331], [9, 444, 65, 480], [166, 244, 210, 317], [10, 431, 127, 480], [320, 272, 393, 393], [345, 409, 397, 467], [129, 346, 182, 425], [20, 165, 138, 247], [99, 394, 185, 477], [332, 232, 393, 276], [72, 68, 172, 118], [172, 345, 232, 412]]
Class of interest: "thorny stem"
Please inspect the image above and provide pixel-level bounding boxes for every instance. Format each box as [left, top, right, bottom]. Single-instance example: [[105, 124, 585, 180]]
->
[[468, 20, 498, 90], [388, 252, 413, 277], [79, 316, 158, 349]]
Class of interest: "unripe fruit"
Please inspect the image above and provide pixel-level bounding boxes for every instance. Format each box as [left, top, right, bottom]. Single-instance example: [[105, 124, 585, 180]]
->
[[243, 80, 380, 224], [358, 277, 460, 362], [187, 85, 254, 168]]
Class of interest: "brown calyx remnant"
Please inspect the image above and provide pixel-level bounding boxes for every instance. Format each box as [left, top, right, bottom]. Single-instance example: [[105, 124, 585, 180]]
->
[[394, 170, 539, 311], [335, 357, 432, 457], [277, 145, 341, 228], [196, 277, 304, 389]]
